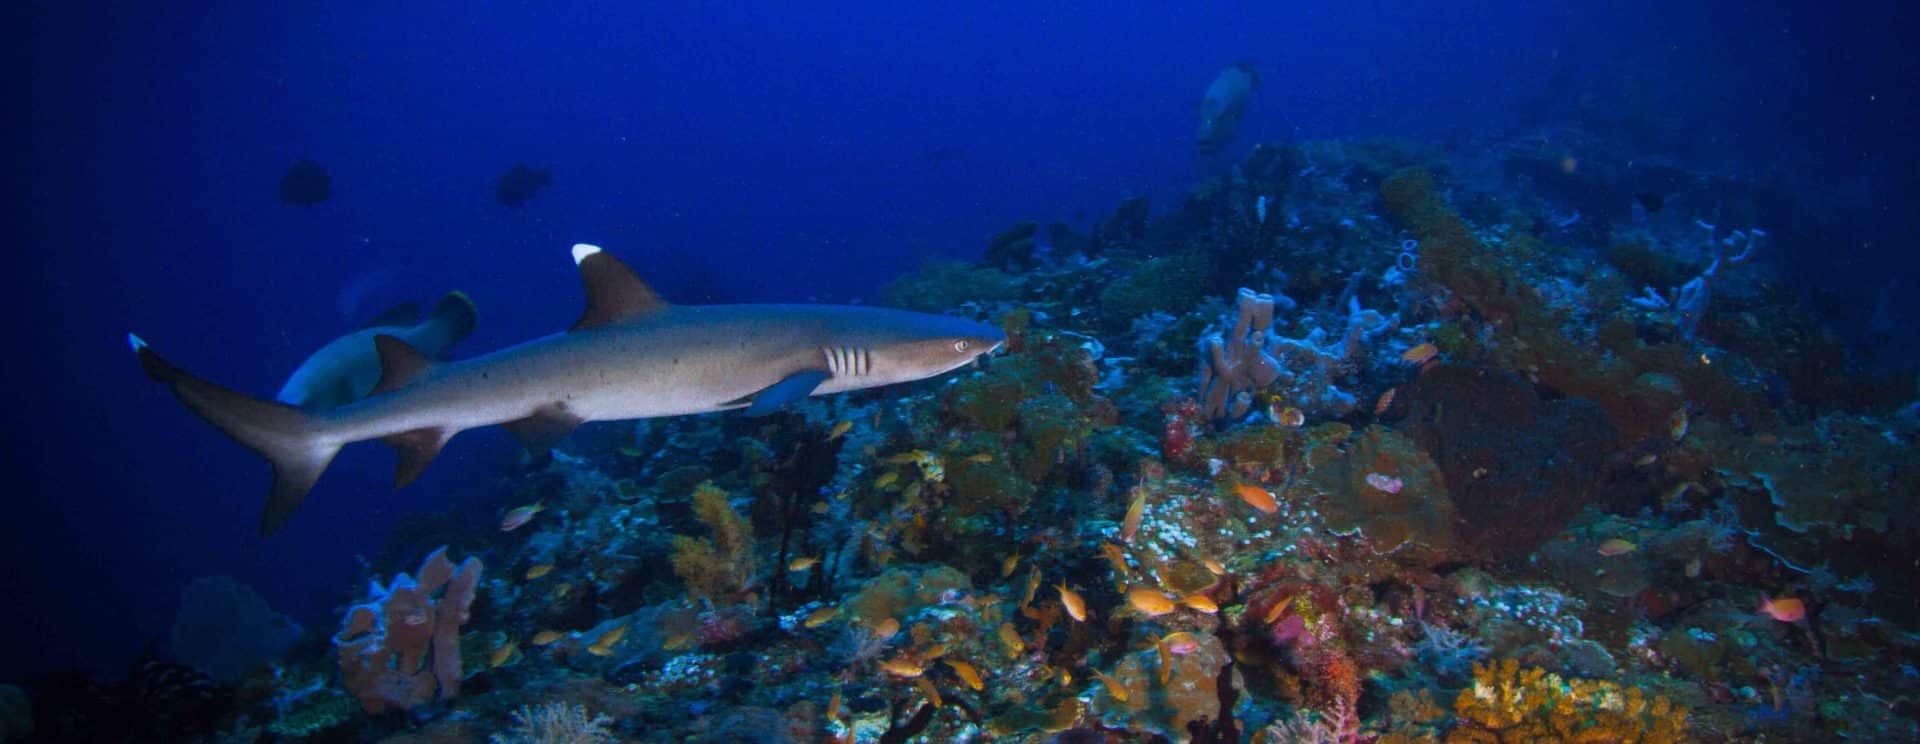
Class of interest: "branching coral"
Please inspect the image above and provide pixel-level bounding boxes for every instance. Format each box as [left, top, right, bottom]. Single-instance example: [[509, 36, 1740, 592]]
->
[[333, 547, 483, 713], [669, 481, 760, 607], [1448, 659, 1688, 743]]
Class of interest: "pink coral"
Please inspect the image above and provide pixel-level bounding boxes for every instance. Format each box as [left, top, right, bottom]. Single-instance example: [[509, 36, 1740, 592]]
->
[[332, 546, 483, 713]]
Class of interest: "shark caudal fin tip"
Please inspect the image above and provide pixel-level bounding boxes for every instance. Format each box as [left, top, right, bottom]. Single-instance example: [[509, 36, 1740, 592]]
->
[[571, 243, 603, 265]]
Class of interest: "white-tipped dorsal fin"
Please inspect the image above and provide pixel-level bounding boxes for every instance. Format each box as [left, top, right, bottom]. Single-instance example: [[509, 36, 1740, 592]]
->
[[127, 332, 148, 352], [569, 244, 668, 331]]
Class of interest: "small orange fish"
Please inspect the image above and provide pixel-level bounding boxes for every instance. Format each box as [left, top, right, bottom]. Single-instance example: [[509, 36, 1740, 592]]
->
[[1759, 595, 1806, 623], [875, 471, 900, 489], [879, 656, 926, 677], [1126, 586, 1176, 616], [1001, 552, 1021, 578], [810, 501, 831, 514], [1668, 409, 1690, 441], [500, 502, 544, 531], [913, 676, 943, 706], [489, 639, 518, 668], [1022, 566, 1041, 608], [826, 420, 853, 441], [965, 453, 994, 463], [1270, 404, 1306, 428], [1374, 387, 1398, 415], [1160, 631, 1202, 654], [661, 633, 693, 651], [1233, 483, 1279, 514], [1101, 543, 1130, 575], [1153, 634, 1173, 684], [1401, 343, 1440, 365], [1091, 668, 1129, 703], [946, 659, 985, 690], [551, 582, 573, 599], [1121, 488, 1147, 542], [1203, 558, 1227, 576], [524, 563, 554, 580], [997, 622, 1025, 656], [804, 606, 838, 628], [788, 555, 821, 571], [1634, 453, 1658, 467], [587, 625, 627, 655], [530, 630, 564, 646], [1262, 598, 1289, 624], [873, 617, 901, 638], [1180, 594, 1219, 614], [827, 690, 842, 721], [1596, 538, 1638, 556], [1058, 582, 1089, 622], [1684, 557, 1702, 578]]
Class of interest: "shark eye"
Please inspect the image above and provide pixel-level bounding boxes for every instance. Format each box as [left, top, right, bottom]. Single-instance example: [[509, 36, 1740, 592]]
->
[[953, 340, 970, 353]]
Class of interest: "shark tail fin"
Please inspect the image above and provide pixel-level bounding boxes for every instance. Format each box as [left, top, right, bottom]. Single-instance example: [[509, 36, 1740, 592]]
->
[[425, 291, 478, 346], [130, 334, 339, 535]]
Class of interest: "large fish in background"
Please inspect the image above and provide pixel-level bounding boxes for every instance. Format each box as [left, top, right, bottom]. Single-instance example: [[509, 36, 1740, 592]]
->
[[276, 292, 479, 410], [1196, 63, 1261, 155], [133, 245, 1005, 534]]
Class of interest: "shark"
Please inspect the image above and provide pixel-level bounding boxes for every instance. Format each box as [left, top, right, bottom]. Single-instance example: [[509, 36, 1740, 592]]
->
[[132, 244, 1006, 535], [277, 291, 479, 410]]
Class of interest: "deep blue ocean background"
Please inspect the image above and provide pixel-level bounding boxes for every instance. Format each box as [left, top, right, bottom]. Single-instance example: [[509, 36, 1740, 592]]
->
[[14, 1, 1916, 683]]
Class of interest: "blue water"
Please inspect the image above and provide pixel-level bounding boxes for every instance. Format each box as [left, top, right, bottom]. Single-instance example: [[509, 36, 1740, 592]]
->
[[14, 0, 1916, 684]]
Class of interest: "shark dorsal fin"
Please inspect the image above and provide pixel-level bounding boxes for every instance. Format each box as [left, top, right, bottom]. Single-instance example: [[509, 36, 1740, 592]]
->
[[360, 301, 422, 330], [570, 244, 667, 331], [371, 335, 432, 395]]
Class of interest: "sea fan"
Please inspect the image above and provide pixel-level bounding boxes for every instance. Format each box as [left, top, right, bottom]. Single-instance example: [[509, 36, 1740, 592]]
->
[[490, 702, 618, 744]]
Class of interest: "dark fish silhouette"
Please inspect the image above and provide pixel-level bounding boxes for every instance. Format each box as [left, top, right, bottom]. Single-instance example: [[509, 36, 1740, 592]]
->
[[279, 159, 331, 206], [496, 164, 552, 207]]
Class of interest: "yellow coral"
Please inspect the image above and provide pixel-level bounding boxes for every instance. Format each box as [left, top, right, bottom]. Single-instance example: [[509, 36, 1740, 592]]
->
[[669, 482, 759, 605], [1447, 659, 1689, 743]]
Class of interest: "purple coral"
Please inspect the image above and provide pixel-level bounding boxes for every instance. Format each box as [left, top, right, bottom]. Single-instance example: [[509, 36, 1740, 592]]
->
[[332, 546, 483, 713]]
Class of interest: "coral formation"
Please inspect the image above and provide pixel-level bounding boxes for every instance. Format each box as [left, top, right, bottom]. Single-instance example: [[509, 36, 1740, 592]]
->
[[169, 575, 302, 683], [1448, 659, 1688, 743], [332, 546, 483, 713], [669, 481, 760, 607], [1197, 286, 1390, 422]]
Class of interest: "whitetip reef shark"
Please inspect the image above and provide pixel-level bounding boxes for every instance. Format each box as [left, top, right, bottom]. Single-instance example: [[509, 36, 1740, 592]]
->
[[132, 244, 1006, 535]]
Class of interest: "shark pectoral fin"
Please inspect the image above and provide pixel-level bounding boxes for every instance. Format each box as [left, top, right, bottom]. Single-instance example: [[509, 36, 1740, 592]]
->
[[738, 370, 831, 417], [370, 335, 433, 395], [569, 244, 668, 331], [360, 301, 422, 330], [502, 403, 582, 453], [382, 427, 452, 487]]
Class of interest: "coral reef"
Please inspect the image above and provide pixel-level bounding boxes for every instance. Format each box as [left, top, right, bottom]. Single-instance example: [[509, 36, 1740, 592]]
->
[[119, 122, 1920, 744]]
